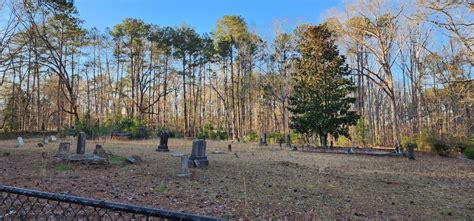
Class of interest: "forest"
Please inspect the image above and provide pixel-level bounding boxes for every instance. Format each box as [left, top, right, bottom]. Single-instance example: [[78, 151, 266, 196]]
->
[[0, 0, 472, 149]]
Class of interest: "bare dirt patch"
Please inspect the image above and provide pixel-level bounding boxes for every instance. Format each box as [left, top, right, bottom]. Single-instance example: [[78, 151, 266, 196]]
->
[[1, 138, 473, 220]]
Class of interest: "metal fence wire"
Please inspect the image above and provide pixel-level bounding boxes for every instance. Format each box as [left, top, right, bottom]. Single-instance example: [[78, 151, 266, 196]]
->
[[0, 185, 222, 221]]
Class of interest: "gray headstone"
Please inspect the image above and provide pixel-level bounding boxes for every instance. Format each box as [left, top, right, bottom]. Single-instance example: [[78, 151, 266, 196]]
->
[[228, 144, 232, 152], [286, 134, 291, 148], [127, 155, 142, 164], [50, 135, 57, 142], [76, 132, 86, 154], [407, 143, 415, 160], [156, 130, 170, 152], [93, 144, 107, 157], [178, 155, 190, 177], [188, 139, 208, 168], [259, 133, 268, 146], [56, 142, 70, 156], [17, 137, 24, 146], [43, 138, 49, 145]]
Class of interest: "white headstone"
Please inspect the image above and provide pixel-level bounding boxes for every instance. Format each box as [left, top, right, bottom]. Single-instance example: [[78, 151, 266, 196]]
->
[[17, 137, 24, 146], [50, 135, 57, 142], [43, 138, 49, 144]]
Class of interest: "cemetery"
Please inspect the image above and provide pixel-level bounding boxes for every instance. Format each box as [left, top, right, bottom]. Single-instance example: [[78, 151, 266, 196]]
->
[[0, 135, 472, 219]]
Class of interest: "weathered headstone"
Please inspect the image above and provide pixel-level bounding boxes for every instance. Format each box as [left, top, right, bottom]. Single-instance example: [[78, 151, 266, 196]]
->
[[76, 132, 86, 154], [56, 142, 70, 156], [178, 155, 190, 177], [395, 140, 401, 154], [93, 144, 107, 157], [259, 133, 268, 146], [17, 137, 24, 147], [286, 134, 291, 148], [156, 130, 170, 152], [50, 135, 57, 142], [127, 155, 142, 164], [228, 144, 232, 152], [43, 138, 49, 145], [407, 143, 415, 160], [188, 139, 208, 168]]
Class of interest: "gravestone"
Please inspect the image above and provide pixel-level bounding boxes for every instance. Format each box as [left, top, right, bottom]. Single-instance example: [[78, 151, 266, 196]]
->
[[43, 138, 49, 145], [407, 143, 415, 160], [279, 138, 283, 148], [178, 155, 190, 177], [56, 142, 70, 156], [127, 155, 142, 164], [50, 135, 57, 142], [93, 144, 107, 158], [37, 143, 44, 147], [156, 130, 170, 152], [395, 140, 401, 154], [286, 134, 291, 148], [228, 144, 232, 152], [17, 137, 24, 147], [188, 139, 208, 168], [259, 133, 268, 146], [76, 132, 86, 154]]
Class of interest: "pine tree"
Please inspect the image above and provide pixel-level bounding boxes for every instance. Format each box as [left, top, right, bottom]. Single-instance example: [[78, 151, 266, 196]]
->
[[289, 24, 359, 147]]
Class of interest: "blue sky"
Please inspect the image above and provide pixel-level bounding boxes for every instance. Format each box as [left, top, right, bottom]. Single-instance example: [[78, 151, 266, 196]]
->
[[75, 0, 342, 40]]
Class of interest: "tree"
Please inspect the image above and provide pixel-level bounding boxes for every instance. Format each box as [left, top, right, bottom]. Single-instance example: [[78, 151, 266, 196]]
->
[[289, 24, 359, 147]]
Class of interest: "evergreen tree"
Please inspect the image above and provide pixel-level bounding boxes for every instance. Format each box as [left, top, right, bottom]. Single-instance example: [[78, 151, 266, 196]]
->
[[289, 24, 359, 147]]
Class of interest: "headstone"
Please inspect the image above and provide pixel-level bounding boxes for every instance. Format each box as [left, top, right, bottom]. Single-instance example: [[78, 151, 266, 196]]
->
[[228, 144, 232, 152], [286, 134, 291, 148], [407, 143, 415, 160], [17, 137, 24, 147], [178, 155, 190, 177], [37, 143, 44, 147], [138, 126, 146, 139], [188, 139, 208, 168], [43, 138, 49, 145], [395, 140, 401, 154], [156, 130, 170, 152], [76, 132, 86, 154], [127, 155, 142, 164], [290, 145, 298, 151], [56, 142, 70, 156], [93, 144, 107, 158], [259, 133, 268, 146], [171, 152, 185, 157], [279, 138, 283, 148], [50, 135, 57, 142]]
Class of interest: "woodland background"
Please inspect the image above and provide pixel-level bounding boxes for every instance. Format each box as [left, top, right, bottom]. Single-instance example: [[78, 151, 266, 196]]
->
[[0, 0, 472, 149]]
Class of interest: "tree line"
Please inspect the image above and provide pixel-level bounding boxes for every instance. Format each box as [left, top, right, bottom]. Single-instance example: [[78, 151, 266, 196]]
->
[[0, 0, 472, 147]]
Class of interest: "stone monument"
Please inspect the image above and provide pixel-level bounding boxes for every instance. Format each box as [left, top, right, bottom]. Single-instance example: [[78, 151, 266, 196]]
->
[[259, 133, 268, 146], [17, 137, 24, 147], [156, 130, 170, 152], [188, 139, 208, 168], [178, 155, 190, 177], [407, 143, 415, 160], [76, 132, 86, 154]]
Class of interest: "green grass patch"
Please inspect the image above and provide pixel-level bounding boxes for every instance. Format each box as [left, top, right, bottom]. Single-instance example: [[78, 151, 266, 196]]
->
[[159, 183, 167, 193], [109, 155, 128, 166], [463, 147, 474, 160]]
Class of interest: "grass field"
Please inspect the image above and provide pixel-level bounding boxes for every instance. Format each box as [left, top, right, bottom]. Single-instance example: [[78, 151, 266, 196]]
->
[[1, 137, 473, 220]]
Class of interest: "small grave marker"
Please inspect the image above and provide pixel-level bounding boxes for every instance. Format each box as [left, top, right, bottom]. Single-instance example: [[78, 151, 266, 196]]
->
[[50, 135, 57, 142], [17, 137, 24, 147], [56, 142, 71, 157], [178, 155, 190, 177]]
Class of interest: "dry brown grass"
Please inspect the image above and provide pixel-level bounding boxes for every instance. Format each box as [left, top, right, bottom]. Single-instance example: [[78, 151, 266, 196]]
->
[[1, 137, 473, 220]]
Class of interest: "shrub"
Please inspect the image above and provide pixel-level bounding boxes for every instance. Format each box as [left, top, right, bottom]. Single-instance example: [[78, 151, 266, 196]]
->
[[245, 132, 259, 142], [464, 146, 474, 160], [196, 123, 227, 140], [424, 132, 471, 157], [401, 135, 418, 150]]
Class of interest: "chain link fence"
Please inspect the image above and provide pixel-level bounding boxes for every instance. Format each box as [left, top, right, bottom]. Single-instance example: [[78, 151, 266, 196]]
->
[[0, 185, 221, 221]]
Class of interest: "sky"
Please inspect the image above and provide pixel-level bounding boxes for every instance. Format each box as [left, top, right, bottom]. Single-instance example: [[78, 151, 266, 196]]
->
[[75, 0, 343, 40]]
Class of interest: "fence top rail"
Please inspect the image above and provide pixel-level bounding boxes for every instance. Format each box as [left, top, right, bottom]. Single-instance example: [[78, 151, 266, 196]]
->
[[0, 184, 223, 221]]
